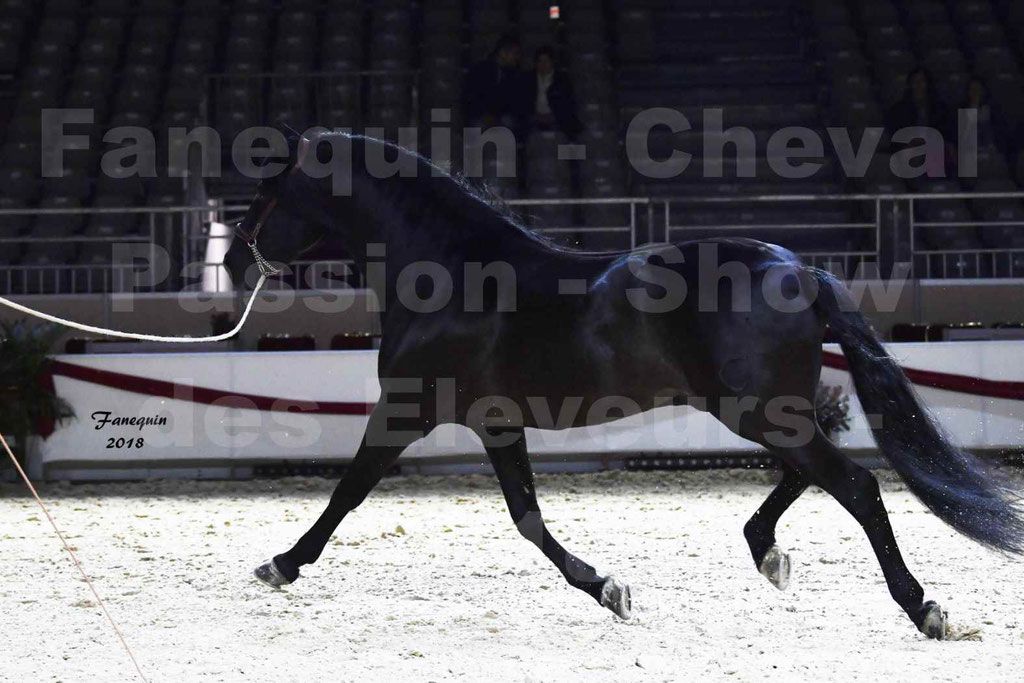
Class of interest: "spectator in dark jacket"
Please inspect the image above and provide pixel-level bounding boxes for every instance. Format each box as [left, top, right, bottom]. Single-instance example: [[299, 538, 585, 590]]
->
[[959, 77, 1010, 150], [885, 68, 953, 175], [463, 35, 525, 129], [885, 68, 953, 139], [524, 46, 582, 140]]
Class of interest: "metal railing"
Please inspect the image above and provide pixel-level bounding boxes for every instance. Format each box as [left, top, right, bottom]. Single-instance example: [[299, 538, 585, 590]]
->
[[181, 257, 365, 294], [907, 192, 1024, 279], [1, 205, 198, 295], [0, 202, 364, 296], [662, 193, 883, 275], [3, 191, 1024, 297], [504, 196, 644, 250]]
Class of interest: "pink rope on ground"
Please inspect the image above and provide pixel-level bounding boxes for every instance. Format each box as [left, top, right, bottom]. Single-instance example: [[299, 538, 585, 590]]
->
[[0, 432, 147, 682]]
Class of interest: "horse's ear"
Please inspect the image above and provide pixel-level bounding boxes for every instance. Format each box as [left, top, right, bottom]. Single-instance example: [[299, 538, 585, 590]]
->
[[276, 121, 302, 160], [278, 121, 301, 138]]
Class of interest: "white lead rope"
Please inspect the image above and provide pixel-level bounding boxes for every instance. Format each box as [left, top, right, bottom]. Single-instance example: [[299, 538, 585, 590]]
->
[[0, 274, 268, 343], [0, 238, 275, 683]]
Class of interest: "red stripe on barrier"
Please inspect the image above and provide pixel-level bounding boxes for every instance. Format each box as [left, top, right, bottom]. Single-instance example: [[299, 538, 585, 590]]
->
[[48, 359, 377, 416], [821, 351, 1024, 401], [42, 350, 1024, 441]]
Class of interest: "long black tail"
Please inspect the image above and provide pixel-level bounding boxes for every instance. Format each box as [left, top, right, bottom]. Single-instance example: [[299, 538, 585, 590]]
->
[[809, 268, 1024, 554]]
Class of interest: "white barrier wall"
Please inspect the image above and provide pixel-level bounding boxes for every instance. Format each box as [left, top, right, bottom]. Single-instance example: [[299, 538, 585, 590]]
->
[[37, 342, 1024, 472]]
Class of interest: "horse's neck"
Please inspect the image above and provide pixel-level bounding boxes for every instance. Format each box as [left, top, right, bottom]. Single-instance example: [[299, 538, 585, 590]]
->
[[324, 170, 562, 304], [319, 184, 434, 315], [332, 176, 476, 263]]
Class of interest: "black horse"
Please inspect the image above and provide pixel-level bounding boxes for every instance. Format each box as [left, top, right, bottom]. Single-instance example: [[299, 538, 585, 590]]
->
[[224, 130, 1024, 639]]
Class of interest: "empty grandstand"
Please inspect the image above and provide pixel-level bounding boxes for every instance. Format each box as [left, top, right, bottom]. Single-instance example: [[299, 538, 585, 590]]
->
[[0, 0, 1023, 329]]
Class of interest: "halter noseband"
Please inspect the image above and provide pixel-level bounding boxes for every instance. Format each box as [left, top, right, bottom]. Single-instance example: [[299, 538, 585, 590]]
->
[[234, 196, 282, 277]]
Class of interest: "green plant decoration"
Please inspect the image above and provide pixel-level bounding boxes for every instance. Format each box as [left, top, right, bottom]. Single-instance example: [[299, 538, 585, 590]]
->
[[0, 320, 75, 467], [815, 382, 851, 439]]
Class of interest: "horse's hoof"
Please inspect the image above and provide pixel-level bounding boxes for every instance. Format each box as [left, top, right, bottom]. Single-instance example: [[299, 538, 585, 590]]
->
[[918, 601, 947, 640], [253, 558, 295, 589], [758, 544, 791, 591], [600, 576, 632, 620]]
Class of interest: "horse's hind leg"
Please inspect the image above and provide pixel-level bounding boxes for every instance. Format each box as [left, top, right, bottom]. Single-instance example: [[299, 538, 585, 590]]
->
[[769, 427, 945, 638], [254, 404, 424, 587], [743, 465, 807, 590], [483, 427, 631, 619]]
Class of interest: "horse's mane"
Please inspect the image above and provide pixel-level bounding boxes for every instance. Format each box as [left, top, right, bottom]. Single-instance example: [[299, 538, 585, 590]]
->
[[347, 133, 576, 254]]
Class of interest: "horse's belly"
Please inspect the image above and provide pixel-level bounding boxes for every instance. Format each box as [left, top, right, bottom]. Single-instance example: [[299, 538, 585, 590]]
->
[[487, 354, 691, 431]]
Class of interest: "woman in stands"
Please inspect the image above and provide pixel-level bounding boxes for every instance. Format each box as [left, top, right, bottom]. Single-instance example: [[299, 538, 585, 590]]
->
[[959, 77, 1011, 152], [886, 68, 952, 135], [885, 67, 955, 175]]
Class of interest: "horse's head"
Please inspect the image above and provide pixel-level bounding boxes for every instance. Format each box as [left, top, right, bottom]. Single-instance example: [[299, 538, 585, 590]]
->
[[223, 127, 328, 287]]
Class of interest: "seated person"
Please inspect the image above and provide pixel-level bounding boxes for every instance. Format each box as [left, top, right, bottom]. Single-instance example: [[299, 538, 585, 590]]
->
[[463, 35, 526, 129], [525, 46, 582, 140]]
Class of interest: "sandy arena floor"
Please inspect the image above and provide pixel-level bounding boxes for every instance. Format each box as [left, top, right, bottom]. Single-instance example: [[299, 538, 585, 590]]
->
[[2, 468, 1023, 682]]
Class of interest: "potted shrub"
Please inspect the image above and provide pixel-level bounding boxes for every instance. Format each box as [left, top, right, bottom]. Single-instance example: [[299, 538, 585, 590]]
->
[[0, 320, 74, 472], [815, 382, 851, 440]]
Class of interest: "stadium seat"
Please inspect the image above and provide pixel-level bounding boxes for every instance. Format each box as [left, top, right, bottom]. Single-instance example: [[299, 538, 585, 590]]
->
[[0, 16, 25, 73], [914, 23, 958, 50], [859, 0, 901, 26], [0, 197, 30, 239], [0, 0, 1021, 286], [953, 0, 996, 24], [809, 0, 852, 26], [92, 0, 132, 13], [85, 194, 140, 237], [904, 0, 950, 28], [35, 196, 85, 236], [0, 166, 39, 202]]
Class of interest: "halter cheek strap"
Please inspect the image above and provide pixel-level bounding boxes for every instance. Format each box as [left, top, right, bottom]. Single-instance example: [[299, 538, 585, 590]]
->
[[234, 197, 283, 277]]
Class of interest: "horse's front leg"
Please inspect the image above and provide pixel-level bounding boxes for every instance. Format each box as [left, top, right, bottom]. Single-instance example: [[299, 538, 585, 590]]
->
[[483, 427, 632, 619], [254, 402, 426, 587]]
